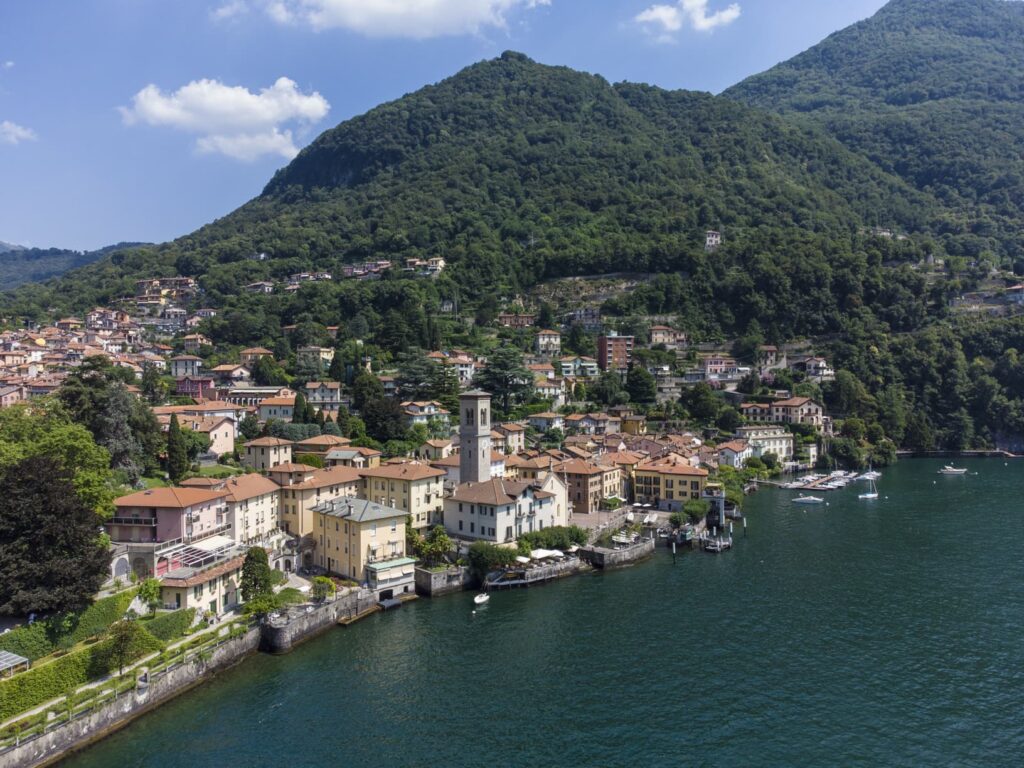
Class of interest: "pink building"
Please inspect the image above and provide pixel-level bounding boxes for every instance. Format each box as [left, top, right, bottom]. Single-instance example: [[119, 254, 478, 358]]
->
[[109, 487, 230, 576]]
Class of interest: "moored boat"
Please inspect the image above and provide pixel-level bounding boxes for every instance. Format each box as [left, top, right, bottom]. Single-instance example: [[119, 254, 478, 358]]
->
[[792, 494, 825, 505], [938, 465, 968, 475], [474, 593, 490, 605]]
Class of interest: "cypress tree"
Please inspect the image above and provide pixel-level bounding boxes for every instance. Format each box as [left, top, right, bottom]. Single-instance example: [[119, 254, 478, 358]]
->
[[166, 414, 189, 482], [293, 392, 308, 424]]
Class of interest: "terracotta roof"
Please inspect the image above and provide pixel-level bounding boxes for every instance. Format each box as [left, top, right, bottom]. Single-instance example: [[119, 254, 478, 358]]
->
[[295, 434, 351, 448], [115, 487, 228, 508], [223, 473, 280, 501], [289, 466, 364, 490], [716, 440, 749, 454], [554, 459, 612, 476], [245, 437, 292, 447], [259, 396, 296, 407], [636, 458, 708, 477], [360, 463, 445, 481], [267, 462, 317, 474], [449, 478, 534, 505], [161, 555, 244, 588]]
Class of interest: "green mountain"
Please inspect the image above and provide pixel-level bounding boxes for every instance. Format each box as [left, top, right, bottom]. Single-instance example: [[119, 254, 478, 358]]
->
[[3, 52, 947, 340], [0, 243, 149, 291], [724, 0, 1024, 259]]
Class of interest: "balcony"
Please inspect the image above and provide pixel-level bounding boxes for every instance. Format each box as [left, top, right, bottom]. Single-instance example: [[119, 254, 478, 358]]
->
[[110, 516, 156, 526]]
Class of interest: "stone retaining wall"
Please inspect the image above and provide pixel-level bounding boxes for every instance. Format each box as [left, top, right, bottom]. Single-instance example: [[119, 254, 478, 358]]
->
[[0, 627, 261, 768], [580, 537, 656, 568], [414, 566, 471, 597], [259, 590, 375, 653]]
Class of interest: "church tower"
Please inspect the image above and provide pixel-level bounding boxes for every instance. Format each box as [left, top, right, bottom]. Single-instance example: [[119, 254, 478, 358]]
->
[[459, 390, 492, 484]]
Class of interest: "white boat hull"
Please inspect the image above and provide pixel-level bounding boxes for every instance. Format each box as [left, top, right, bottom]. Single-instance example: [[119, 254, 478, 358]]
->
[[474, 594, 489, 605]]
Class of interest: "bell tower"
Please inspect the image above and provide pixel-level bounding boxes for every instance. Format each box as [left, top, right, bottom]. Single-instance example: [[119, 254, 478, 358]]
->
[[459, 390, 492, 484]]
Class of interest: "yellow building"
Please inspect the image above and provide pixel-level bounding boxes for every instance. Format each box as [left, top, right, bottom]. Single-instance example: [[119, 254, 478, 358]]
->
[[270, 464, 363, 542], [633, 456, 708, 511], [312, 498, 414, 599], [244, 437, 292, 471], [359, 462, 446, 531]]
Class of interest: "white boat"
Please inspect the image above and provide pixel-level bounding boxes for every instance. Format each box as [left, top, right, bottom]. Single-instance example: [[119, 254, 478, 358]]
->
[[792, 495, 825, 505], [473, 593, 490, 606], [858, 476, 879, 500], [938, 465, 968, 475]]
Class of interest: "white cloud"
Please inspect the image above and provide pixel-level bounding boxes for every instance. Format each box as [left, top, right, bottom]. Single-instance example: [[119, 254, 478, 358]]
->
[[260, 0, 550, 38], [635, 0, 740, 40], [0, 120, 37, 145], [119, 76, 329, 161], [211, 0, 248, 20], [2, 61, 13, 69]]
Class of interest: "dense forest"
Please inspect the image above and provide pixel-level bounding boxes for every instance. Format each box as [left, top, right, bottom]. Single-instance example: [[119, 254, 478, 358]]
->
[[724, 0, 1024, 260], [0, 242, 147, 290], [2, 1, 1024, 449]]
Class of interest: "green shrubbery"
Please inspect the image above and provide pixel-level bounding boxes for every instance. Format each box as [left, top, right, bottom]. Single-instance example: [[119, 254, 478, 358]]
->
[[467, 542, 520, 580], [0, 592, 135, 662], [142, 609, 196, 642], [0, 622, 162, 720], [517, 526, 588, 553]]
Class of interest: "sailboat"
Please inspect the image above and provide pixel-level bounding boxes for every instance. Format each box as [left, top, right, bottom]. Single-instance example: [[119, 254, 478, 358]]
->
[[858, 476, 878, 500]]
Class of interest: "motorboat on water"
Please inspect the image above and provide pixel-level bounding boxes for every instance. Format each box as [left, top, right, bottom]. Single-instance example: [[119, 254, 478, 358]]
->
[[473, 593, 490, 606], [792, 495, 825, 505], [938, 465, 968, 475]]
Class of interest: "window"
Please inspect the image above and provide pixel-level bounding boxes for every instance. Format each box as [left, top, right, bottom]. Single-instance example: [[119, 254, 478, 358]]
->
[[391, 520, 397, 532], [458, 520, 463, 531], [371, 523, 377, 537], [470, 522, 475, 534]]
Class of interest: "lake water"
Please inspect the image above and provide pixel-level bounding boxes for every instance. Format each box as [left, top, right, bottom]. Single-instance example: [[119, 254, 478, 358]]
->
[[62, 459, 1024, 767]]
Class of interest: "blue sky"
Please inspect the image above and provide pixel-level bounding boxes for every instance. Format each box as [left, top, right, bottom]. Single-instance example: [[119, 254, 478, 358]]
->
[[0, 0, 888, 251]]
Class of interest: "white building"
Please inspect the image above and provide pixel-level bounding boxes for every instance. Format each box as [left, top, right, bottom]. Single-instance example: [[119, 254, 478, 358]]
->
[[735, 426, 794, 461]]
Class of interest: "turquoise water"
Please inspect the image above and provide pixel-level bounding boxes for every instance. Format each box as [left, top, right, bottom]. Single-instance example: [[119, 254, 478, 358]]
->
[[62, 459, 1024, 767]]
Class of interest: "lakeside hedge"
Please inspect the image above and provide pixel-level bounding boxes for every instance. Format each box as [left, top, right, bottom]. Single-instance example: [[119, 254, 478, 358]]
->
[[0, 623, 162, 721], [0, 592, 134, 662], [143, 609, 196, 642]]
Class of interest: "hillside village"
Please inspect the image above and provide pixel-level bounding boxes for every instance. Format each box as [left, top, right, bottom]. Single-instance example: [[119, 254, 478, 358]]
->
[[0, 281, 857, 621]]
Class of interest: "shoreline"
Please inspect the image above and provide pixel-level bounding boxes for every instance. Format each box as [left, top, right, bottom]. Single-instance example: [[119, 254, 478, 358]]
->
[[6, 540, 657, 768]]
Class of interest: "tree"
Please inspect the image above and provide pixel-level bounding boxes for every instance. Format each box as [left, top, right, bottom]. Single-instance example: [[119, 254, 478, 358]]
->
[[140, 364, 166, 405], [239, 413, 261, 441], [252, 355, 289, 386], [104, 619, 146, 676], [683, 499, 710, 523], [397, 350, 437, 399], [474, 346, 533, 416], [353, 369, 385, 411], [362, 397, 409, 442], [293, 392, 309, 424], [626, 366, 657, 403], [0, 403, 115, 516], [181, 428, 211, 462], [311, 576, 335, 602], [416, 525, 453, 567], [95, 383, 143, 484], [240, 547, 273, 603], [166, 414, 189, 483], [0, 456, 110, 615], [716, 406, 742, 433], [137, 578, 162, 615], [59, 357, 163, 476]]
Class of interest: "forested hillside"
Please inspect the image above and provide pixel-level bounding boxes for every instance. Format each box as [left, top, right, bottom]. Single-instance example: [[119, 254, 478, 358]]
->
[[1, 52, 955, 336], [724, 0, 1024, 261], [0, 244, 145, 290], [2, 24, 1023, 449]]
